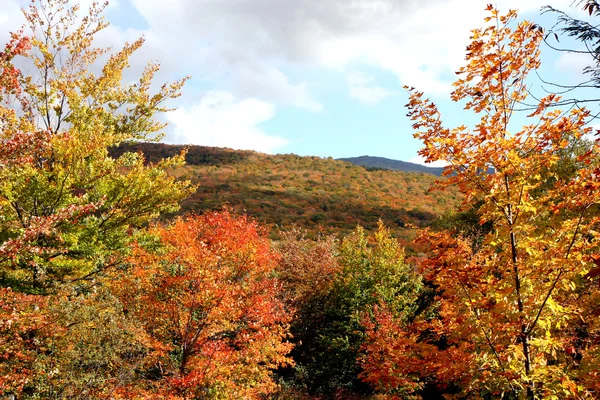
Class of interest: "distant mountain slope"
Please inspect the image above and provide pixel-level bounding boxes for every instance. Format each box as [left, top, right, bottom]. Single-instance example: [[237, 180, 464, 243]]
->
[[338, 155, 446, 176], [111, 143, 460, 243]]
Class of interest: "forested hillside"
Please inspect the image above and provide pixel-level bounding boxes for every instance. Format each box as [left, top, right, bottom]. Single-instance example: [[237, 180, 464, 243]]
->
[[111, 143, 460, 240]]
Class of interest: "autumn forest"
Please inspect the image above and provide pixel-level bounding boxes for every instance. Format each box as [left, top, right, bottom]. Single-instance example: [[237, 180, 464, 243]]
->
[[2, 1, 600, 399]]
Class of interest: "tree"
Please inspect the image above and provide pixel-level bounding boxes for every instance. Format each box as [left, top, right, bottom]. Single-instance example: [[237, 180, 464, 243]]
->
[[285, 222, 422, 397], [113, 211, 293, 399], [0, 287, 150, 399], [273, 228, 340, 395], [361, 6, 600, 398], [275, 227, 340, 310], [0, 1, 194, 397], [0, 288, 49, 396], [0, 0, 194, 291]]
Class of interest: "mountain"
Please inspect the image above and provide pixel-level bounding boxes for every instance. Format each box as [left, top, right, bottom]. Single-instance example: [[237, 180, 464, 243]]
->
[[338, 155, 446, 176], [110, 143, 460, 244]]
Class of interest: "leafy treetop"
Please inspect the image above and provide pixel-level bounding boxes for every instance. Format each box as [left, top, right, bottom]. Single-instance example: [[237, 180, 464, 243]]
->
[[0, 0, 194, 291]]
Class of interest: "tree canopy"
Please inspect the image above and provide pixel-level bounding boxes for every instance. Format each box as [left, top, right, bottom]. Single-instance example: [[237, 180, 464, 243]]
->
[[0, 0, 194, 291], [361, 6, 600, 398]]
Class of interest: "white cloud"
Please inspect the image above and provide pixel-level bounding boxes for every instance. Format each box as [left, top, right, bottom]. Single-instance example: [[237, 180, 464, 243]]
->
[[128, 0, 471, 96], [0, 1, 23, 42], [6, 0, 584, 101], [1, 0, 587, 150], [347, 71, 394, 104], [165, 91, 288, 154], [4, 0, 584, 96], [232, 66, 322, 112], [124, 0, 579, 101]]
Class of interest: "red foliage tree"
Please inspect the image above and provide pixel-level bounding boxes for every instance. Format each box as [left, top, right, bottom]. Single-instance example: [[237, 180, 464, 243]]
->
[[114, 211, 293, 398]]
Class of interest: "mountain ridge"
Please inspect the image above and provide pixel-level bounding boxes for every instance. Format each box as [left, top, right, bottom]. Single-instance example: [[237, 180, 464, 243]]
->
[[338, 155, 445, 176]]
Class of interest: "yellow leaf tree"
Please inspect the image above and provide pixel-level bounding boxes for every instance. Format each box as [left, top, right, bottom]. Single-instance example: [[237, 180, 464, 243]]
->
[[0, 1, 195, 397], [362, 6, 600, 398], [0, 0, 194, 290]]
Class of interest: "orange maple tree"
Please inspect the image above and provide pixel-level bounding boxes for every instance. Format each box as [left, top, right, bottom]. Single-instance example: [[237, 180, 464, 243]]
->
[[113, 211, 293, 399], [361, 6, 600, 399]]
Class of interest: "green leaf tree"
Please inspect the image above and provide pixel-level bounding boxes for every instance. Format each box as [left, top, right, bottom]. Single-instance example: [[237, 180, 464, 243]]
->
[[0, 0, 194, 291], [285, 222, 422, 397], [0, 1, 194, 397]]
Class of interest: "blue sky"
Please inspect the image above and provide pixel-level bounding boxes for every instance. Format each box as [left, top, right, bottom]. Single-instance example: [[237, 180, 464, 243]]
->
[[0, 0, 594, 164]]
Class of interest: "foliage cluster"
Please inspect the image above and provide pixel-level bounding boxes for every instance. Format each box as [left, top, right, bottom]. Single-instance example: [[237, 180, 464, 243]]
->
[[0, 0, 193, 293], [360, 5, 600, 399], [275, 223, 423, 398]]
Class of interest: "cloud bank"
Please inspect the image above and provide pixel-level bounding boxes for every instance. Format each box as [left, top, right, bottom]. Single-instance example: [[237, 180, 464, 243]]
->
[[0, 0, 579, 153]]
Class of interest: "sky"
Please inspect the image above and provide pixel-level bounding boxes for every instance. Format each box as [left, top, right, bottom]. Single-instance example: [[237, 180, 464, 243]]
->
[[0, 0, 594, 165]]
